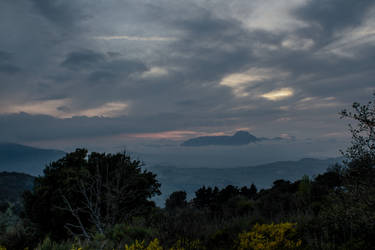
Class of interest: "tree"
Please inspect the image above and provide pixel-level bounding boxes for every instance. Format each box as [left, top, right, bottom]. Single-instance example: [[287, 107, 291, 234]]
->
[[338, 94, 375, 212], [341, 94, 375, 164], [240, 184, 257, 199], [341, 94, 375, 188], [23, 149, 161, 240], [317, 94, 375, 249], [165, 191, 187, 211], [193, 186, 218, 209]]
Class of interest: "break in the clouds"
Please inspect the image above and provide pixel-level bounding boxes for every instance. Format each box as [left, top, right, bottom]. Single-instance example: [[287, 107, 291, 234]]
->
[[0, 0, 374, 156]]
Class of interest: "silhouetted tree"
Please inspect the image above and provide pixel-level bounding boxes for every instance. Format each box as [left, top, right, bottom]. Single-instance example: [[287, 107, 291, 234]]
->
[[240, 184, 257, 199], [165, 191, 187, 211], [193, 186, 217, 209], [317, 94, 375, 249], [23, 149, 161, 240]]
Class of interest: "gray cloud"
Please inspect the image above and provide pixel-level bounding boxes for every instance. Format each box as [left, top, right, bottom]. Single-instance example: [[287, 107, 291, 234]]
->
[[30, 0, 84, 28], [0, 64, 20, 74], [0, 51, 12, 62], [0, 50, 21, 74], [0, 0, 373, 160], [295, 0, 374, 34], [61, 50, 106, 70]]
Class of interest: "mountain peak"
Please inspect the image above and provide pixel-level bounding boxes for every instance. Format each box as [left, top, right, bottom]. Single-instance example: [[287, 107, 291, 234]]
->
[[233, 130, 256, 138], [181, 131, 259, 147]]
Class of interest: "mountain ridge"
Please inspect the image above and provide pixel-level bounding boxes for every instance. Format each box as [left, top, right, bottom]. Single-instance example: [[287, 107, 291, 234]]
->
[[0, 142, 66, 176], [0, 143, 343, 206], [147, 156, 343, 206], [181, 131, 292, 147]]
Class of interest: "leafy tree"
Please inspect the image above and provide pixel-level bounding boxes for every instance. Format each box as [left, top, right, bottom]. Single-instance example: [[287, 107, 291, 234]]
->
[[217, 185, 240, 203], [341, 94, 375, 164], [240, 184, 257, 199], [296, 175, 312, 207], [165, 191, 187, 211], [340, 94, 375, 192], [256, 180, 299, 219], [317, 94, 375, 249], [193, 186, 218, 209], [23, 149, 161, 240]]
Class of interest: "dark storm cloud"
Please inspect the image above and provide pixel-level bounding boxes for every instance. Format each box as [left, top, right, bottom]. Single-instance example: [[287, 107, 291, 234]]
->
[[0, 50, 21, 74], [0, 51, 12, 62], [30, 0, 83, 27], [59, 49, 147, 96], [262, 42, 375, 104], [0, 113, 188, 142], [0, 0, 374, 147], [61, 50, 106, 70], [0, 64, 20, 74], [87, 71, 116, 83], [61, 49, 146, 74], [150, 11, 260, 90], [0, 107, 286, 142], [99, 59, 147, 76], [295, 0, 374, 34], [0, 113, 122, 141]]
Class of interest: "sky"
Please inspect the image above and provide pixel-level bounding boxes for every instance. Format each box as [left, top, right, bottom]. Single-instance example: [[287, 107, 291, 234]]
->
[[1, 0, 374, 167]]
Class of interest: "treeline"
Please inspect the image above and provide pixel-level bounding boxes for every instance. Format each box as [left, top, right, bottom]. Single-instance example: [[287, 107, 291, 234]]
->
[[0, 95, 374, 249], [0, 158, 340, 250], [0, 159, 371, 250]]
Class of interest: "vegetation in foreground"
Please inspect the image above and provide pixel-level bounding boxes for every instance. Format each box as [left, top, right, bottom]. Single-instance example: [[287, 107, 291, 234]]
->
[[0, 95, 374, 249]]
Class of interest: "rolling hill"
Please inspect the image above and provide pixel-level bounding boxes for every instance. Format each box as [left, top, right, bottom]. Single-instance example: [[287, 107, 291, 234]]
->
[[0, 143, 342, 206], [147, 157, 342, 206], [0, 143, 65, 176]]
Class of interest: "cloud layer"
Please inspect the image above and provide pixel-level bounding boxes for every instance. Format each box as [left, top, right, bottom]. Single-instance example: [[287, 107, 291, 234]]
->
[[0, 0, 374, 153]]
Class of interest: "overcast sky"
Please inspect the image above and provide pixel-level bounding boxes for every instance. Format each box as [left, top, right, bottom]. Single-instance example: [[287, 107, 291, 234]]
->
[[1, 0, 374, 165]]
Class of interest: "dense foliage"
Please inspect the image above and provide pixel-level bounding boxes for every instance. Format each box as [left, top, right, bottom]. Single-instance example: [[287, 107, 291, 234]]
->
[[0, 172, 34, 203], [22, 150, 161, 242], [0, 94, 375, 249], [237, 223, 301, 250]]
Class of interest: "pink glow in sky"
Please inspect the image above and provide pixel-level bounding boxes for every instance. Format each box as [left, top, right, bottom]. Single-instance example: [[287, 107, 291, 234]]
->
[[125, 130, 227, 140]]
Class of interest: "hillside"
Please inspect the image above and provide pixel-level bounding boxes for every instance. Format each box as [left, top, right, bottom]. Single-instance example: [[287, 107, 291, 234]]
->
[[0, 143, 342, 206], [148, 157, 342, 205], [0, 143, 65, 176], [0, 172, 34, 203]]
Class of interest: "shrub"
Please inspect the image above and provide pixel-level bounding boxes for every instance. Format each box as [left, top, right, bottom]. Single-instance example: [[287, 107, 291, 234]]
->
[[237, 222, 302, 250], [124, 238, 163, 250]]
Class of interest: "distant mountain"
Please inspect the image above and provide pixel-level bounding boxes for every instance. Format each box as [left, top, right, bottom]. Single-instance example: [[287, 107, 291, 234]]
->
[[181, 131, 260, 146], [0, 172, 34, 203], [0, 142, 343, 207], [0, 143, 65, 176], [147, 157, 343, 206]]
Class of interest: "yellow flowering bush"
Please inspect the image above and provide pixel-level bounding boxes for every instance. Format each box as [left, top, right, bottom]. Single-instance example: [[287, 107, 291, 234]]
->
[[170, 239, 205, 250], [237, 222, 302, 250], [70, 245, 83, 250], [124, 238, 205, 250], [125, 239, 163, 250]]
